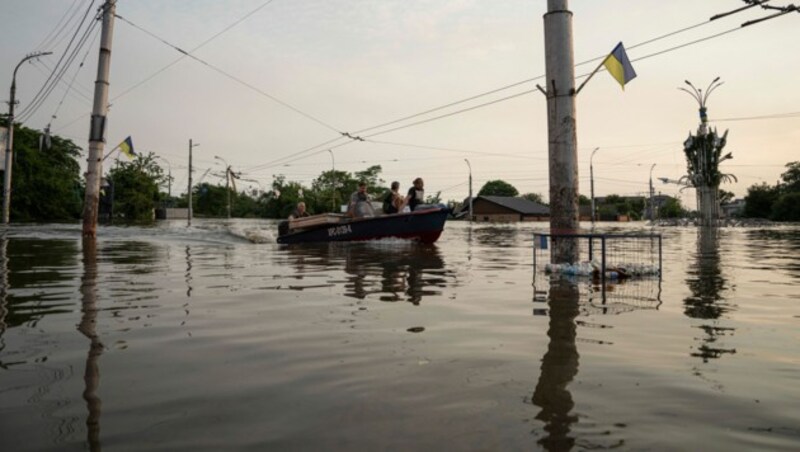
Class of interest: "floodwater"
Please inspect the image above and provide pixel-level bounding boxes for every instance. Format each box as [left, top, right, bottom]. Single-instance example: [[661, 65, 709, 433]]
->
[[1, 220, 798, 451]]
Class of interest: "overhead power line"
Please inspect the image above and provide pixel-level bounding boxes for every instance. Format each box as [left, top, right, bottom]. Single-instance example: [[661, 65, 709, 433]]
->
[[249, 17, 761, 170], [16, 0, 99, 123], [712, 111, 800, 122], [55, 0, 279, 132], [35, 0, 84, 51], [115, 13, 344, 135]]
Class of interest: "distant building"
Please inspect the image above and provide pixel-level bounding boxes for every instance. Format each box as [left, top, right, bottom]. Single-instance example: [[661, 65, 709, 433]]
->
[[460, 196, 549, 222], [156, 208, 189, 220], [721, 198, 745, 218]]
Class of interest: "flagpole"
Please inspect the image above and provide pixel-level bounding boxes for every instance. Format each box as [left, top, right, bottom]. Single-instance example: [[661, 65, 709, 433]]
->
[[102, 144, 121, 161], [575, 55, 610, 95]]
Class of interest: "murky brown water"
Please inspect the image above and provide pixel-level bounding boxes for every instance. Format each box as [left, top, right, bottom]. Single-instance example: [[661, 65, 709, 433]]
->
[[1, 221, 798, 451]]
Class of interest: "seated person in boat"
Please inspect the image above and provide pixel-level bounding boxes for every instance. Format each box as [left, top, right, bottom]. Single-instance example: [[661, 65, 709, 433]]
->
[[349, 182, 376, 218], [382, 181, 405, 214], [288, 201, 310, 220], [405, 177, 425, 211]]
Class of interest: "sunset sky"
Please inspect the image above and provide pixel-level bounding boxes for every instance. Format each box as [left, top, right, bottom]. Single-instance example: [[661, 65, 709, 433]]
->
[[2, 0, 798, 207]]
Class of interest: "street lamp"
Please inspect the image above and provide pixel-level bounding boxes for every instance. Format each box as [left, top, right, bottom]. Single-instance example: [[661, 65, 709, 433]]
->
[[215, 155, 232, 219], [590, 147, 599, 225], [464, 158, 472, 222], [156, 155, 172, 198], [649, 163, 657, 221], [3, 51, 53, 224], [327, 149, 336, 211]]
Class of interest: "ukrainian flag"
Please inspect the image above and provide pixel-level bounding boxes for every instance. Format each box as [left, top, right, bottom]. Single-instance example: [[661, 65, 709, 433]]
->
[[603, 42, 637, 90], [119, 136, 135, 159]]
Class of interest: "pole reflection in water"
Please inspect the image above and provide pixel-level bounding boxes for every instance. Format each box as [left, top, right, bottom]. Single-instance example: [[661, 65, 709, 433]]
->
[[185, 244, 193, 299], [0, 235, 8, 339], [532, 279, 580, 450], [79, 238, 103, 451], [684, 227, 735, 362]]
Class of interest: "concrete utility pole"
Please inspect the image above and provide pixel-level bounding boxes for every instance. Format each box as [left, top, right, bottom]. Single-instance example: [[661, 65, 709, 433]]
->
[[3, 51, 52, 224], [543, 0, 579, 263], [590, 147, 599, 226], [82, 0, 117, 238], [327, 149, 335, 211], [188, 139, 197, 227], [464, 159, 473, 222]]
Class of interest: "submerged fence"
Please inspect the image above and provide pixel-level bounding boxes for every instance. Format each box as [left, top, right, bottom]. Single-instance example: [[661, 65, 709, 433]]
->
[[533, 232, 663, 311]]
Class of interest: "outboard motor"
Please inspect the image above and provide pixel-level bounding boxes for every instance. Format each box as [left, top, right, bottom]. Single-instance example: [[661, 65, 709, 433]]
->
[[278, 220, 290, 236]]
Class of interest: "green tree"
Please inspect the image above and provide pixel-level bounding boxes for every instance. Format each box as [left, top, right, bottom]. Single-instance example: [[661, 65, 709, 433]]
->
[[660, 197, 685, 218], [478, 180, 518, 197], [718, 189, 735, 205], [743, 182, 779, 219], [577, 194, 590, 206], [779, 161, 800, 193], [354, 165, 384, 197], [771, 192, 800, 221], [4, 124, 83, 221], [523, 192, 547, 205], [108, 152, 164, 222], [310, 169, 355, 214], [265, 175, 309, 218]]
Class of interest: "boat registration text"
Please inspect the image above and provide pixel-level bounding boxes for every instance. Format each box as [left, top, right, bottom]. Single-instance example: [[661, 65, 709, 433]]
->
[[328, 224, 353, 237]]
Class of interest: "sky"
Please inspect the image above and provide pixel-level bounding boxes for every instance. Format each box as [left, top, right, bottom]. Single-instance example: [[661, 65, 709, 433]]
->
[[2, 0, 798, 208]]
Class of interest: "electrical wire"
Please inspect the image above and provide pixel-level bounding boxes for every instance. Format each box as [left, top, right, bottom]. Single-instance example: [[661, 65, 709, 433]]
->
[[35, 0, 84, 51], [115, 13, 344, 135], [17, 0, 99, 123], [55, 0, 280, 133], [712, 111, 800, 122], [48, 25, 101, 127]]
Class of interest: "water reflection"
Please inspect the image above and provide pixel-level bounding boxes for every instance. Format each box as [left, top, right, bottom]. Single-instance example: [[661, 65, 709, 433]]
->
[[79, 239, 103, 451], [0, 235, 8, 362], [0, 236, 8, 338], [0, 239, 79, 330], [684, 227, 736, 362], [532, 279, 580, 450], [286, 243, 449, 304], [473, 225, 521, 248], [745, 229, 800, 280]]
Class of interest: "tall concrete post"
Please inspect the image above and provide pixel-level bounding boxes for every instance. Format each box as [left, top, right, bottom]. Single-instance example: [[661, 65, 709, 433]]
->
[[82, 0, 117, 237], [465, 159, 473, 222], [590, 147, 598, 226], [188, 139, 194, 227], [543, 0, 579, 263]]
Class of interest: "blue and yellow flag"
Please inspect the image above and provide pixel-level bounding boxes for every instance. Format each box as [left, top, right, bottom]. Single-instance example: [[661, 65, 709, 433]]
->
[[119, 136, 135, 159], [603, 42, 637, 90]]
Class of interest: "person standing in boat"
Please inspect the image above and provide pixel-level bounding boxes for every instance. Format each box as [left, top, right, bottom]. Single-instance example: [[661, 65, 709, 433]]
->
[[383, 181, 404, 214], [349, 182, 375, 218], [405, 177, 425, 211], [288, 202, 310, 220]]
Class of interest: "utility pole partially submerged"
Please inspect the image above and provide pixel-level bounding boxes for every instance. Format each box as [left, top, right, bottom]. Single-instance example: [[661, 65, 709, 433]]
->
[[82, 0, 117, 238], [188, 139, 197, 227], [543, 0, 579, 263], [465, 159, 473, 222]]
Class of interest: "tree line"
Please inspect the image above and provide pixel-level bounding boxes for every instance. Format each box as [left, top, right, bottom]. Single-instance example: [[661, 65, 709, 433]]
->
[[3, 125, 797, 223], [742, 161, 800, 221]]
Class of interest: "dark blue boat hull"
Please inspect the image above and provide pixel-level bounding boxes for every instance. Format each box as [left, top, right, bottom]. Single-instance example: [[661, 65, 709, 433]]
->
[[277, 206, 448, 244]]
